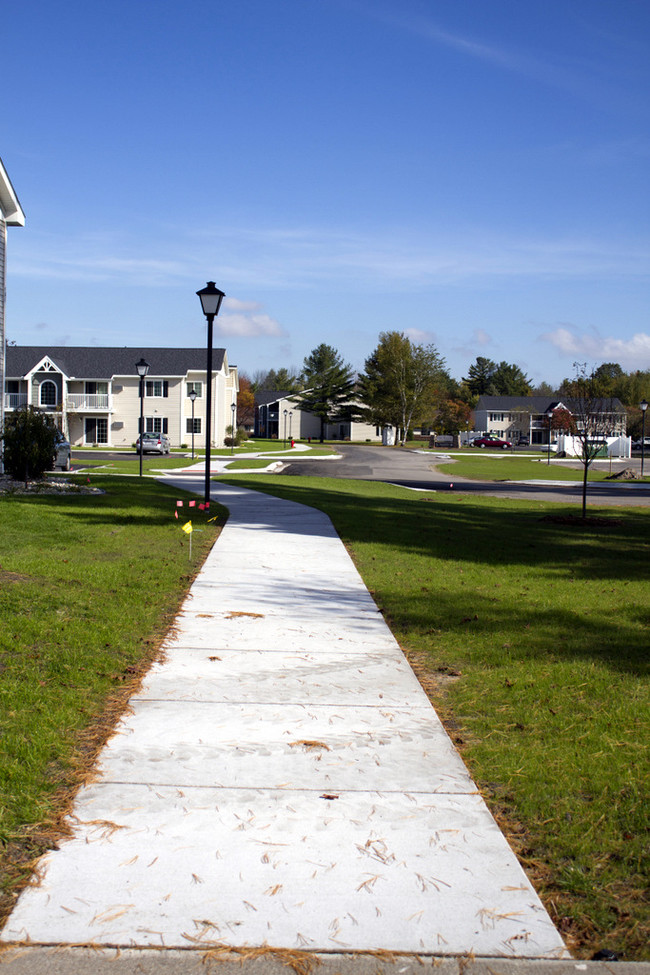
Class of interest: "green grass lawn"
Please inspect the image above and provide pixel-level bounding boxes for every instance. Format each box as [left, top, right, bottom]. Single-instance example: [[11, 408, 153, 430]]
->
[[223, 474, 649, 960], [73, 455, 195, 475], [0, 476, 224, 915], [236, 438, 298, 452], [434, 454, 643, 482]]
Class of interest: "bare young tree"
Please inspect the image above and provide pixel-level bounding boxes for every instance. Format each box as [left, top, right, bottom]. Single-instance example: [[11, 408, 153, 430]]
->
[[563, 363, 625, 518]]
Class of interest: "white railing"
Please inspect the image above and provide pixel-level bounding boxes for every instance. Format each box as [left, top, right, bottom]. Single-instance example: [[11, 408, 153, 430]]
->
[[66, 394, 110, 410], [4, 393, 28, 408]]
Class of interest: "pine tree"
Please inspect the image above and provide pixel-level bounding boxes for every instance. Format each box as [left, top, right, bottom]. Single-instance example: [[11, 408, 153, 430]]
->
[[293, 344, 355, 442]]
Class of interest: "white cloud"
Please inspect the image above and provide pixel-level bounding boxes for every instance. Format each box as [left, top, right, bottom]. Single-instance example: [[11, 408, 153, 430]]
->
[[223, 297, 262, 313], [542, 326, 650, 370], [404, 327, 436, 345], [216, 299, 286, 339]]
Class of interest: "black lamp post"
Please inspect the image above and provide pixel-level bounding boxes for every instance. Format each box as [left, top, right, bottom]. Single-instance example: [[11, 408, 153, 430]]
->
[[231, 401, 236, 456], [546, 409, 553, 465], [135, 358, 150, 478], [289, 410, 293, 444], [283, 408, 288, 448], [196, 282, 225, 505], [641, 399, 648, 477], [189, 388, 197, 460]]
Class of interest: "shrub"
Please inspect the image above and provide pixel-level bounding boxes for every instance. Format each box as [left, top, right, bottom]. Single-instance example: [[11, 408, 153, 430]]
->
[[1, 406, 58, 482]]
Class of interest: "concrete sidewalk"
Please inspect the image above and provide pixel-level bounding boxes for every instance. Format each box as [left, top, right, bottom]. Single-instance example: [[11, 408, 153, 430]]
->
[[2, 482, 567, 960]]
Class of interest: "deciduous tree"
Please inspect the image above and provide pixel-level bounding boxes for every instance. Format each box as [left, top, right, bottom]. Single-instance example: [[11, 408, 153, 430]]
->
[[236, 375, 255, 429], [562, 364, 624, 518], [358, 331, 446, 443], [434, 397, 472, 435]]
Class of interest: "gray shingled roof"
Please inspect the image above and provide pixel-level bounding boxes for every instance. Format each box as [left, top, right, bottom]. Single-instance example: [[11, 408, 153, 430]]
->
[[6, 346, 226, 380], [477, 395, 560, 412], [255, 390, 295, 407], [476, 394, 625, 413]]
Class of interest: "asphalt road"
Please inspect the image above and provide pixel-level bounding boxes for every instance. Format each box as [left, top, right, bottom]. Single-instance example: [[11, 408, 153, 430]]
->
[[281, 444, 650, 507]]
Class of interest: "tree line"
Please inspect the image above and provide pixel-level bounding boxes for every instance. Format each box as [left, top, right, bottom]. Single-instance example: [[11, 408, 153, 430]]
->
[[237, 336, 650, 442]]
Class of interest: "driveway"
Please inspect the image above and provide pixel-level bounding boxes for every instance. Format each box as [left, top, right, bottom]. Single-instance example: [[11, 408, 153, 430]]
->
[[280, 444, 650, 507]]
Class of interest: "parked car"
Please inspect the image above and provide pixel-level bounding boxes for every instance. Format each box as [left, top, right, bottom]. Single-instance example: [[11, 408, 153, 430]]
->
[[470, 437, 513, 449], [517, 435, 530, 446], [52, 433, 72, 471], [135, 433, 171, 454]]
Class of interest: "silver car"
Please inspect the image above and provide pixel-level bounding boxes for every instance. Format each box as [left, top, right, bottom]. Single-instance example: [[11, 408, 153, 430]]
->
[[135, 433, 171, 454]]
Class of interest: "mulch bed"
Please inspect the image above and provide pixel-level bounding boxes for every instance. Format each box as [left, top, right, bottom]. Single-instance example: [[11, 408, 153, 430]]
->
[[0, 476, 102, 495]]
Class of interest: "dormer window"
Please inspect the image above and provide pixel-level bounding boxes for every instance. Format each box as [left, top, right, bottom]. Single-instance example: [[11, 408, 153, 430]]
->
[[40, 380, 57, 406]]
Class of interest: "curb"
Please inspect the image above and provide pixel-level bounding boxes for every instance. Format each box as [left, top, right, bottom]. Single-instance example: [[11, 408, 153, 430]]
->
[[1, 949, 648, 975]]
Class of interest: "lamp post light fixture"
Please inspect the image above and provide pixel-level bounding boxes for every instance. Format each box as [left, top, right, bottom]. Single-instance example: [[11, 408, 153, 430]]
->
[[641, 399, 648, 478], [188, 388, 198, 460], [231, 401, 236, 456], [546, 409, 553, 466], [135, 358, 150, 478], [283, 409, 288, 448], [196, 282, 225, 506]]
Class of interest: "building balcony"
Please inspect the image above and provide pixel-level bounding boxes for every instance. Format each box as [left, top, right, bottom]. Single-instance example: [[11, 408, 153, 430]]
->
[[4, 393, 28, 408], [66, 394, 110, 411]]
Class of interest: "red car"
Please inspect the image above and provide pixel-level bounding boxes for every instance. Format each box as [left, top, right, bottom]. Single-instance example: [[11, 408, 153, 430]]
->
[[471, 437, 512, 449]]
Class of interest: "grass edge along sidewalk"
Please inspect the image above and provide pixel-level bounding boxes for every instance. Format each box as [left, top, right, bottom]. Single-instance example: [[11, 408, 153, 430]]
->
[[0, 473, 648, 959], [220, 474, 649, 962], [0, 475, 225, 924]]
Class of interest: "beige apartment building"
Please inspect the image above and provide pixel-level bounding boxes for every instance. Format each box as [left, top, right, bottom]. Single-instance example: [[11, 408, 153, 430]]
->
[[4, 346, 238, 449]]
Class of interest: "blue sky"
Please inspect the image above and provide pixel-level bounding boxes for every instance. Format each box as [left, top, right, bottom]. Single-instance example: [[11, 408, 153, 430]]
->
[[3, 0, 649, 386]]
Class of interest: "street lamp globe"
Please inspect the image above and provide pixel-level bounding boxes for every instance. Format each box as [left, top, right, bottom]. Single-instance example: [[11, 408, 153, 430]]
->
[[197, 281, 225, 318]]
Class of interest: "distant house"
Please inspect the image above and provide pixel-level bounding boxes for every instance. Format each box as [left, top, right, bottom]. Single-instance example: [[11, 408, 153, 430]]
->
[[254, 391, 382, 441], [0, 158, 26, 471], [4, 346, 238, 448], [473, 395, 626, 445]]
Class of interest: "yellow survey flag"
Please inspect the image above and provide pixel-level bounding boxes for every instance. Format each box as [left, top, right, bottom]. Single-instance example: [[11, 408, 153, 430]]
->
[[182, 520, 193, 534]]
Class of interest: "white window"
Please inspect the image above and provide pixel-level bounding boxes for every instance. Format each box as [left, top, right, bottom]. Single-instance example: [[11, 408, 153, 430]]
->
[[186, 381, 203, 397], [40, 380, 57, 406], [145, 417, 169, 434], [145, 380, 169, 398]]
